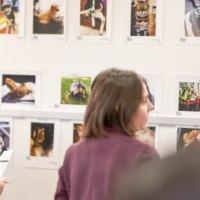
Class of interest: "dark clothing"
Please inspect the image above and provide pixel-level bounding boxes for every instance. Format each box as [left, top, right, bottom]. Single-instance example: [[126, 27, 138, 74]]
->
[[54, 127, 159, 200]]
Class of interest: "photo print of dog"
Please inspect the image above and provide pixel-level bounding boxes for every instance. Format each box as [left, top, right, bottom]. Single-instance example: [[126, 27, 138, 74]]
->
[[60, 76, 91, 105], [130, 0, 157, 36], [33, 0, 64, 34], [0, 0, 19, 34], [0, 121, 10, 156], [1, 74, 36, 105], [30, 122, 54, 157], [80, 0, 107, 36], [185, 0, 200, 36]]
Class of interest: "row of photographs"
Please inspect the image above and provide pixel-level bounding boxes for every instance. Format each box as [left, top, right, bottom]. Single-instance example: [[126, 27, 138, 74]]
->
[[0, 0, 199, 45], [2, 71, 200, 116], [1, 117, 199, 169]]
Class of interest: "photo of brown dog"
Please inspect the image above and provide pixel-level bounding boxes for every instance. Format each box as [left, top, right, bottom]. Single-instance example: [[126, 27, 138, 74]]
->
[[33, 0, 64, 34]]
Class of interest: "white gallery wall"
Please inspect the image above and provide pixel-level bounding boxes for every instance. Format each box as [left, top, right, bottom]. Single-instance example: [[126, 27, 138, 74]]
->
[[0, 0, 200, 199]]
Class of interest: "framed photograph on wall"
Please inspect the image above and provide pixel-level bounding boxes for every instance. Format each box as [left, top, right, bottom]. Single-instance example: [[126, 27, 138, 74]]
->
[[20, 118, 61, 169], [141, 73, 163, 114], [179, 0, 200, 45], [135, 125, 159, 150], [0, 0, 25, 41], [76, 0, 112, 43], [125, 0, 163, 45], [0, 117, 13, 166], [0, 69, 42, 109], [31, 0, 67, 42], [55, 73, 92, 113], [73, 121, 84, 143], [176, 74, 200, 116], [177, 126, 200, 152]]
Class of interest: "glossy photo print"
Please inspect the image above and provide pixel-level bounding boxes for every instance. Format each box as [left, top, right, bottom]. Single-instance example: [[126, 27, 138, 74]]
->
[[33, 0, 65, 35], [184, 0, 200, 37], [135, 126, 156, 147], [130, 0, 157, 36], [73, 123, 84, 143], [178, 81, 200, 112], [80, 0, 107, 36], [60, 76, 91, 105], [0, 0, 19, 34], [0, 121, 10, 156], [177, 127, 200, 152], [1, 74, 36, 105], [30, 122, 54, 157]]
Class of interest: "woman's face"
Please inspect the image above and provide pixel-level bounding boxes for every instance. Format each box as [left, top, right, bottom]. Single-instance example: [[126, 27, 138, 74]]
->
[[131, 83, 154, 132]]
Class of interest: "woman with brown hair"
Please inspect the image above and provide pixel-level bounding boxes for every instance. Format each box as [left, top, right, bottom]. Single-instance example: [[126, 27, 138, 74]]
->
[[54, 68, 159, 200]]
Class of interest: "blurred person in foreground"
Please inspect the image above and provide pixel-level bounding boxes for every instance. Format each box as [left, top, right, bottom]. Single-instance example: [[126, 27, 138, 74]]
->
[[113, 145, 200, 200]]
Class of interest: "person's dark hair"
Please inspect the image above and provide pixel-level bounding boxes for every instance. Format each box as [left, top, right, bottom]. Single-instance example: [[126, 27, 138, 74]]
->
[[113, 146, 200, 200], [83, 68, 146, 138]]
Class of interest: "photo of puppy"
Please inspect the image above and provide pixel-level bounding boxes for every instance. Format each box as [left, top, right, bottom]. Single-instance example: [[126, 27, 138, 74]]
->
[[185, 0, 200, 36], [0, 121, 10, 156], [1, 74, 36, 105], [80, 0, 107, 36], [61, 76, 91, 105], [33, 0, 64, 34], [0, 0, 19, 34], [130, 0, 157, 36]]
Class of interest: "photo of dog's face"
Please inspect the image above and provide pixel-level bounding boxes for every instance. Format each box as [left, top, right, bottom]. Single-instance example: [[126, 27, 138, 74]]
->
[[33, 0, 65, 34], [3, 4, 12, 16]]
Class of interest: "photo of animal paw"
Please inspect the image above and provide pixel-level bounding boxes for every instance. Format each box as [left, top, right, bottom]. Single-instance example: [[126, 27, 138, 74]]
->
[[80, 0, 107, 36], [0, 0, 19, 34], [60, 76, 91, 105], [33, 0, 65, 34], [1, 74, 36, 104]]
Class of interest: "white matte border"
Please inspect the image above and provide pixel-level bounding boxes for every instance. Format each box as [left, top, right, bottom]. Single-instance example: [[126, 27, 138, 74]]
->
[[125, 0, 163, 45], [0, 69, 43, 110], [21, 118, 61, 169], [76, 0, 112, 43], [176, 73, 200, 117], [178, 1, 200, 46], [0, 117, 13, 166], [30, 0, 67, 43], [141, 73, 163, 114]]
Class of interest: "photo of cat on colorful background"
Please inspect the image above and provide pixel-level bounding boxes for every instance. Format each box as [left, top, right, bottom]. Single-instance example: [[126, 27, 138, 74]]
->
[[130, 0, 157, 36]]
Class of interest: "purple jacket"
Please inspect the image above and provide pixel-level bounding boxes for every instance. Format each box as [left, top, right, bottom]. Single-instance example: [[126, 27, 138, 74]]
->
[[54, 127, 159, 200]]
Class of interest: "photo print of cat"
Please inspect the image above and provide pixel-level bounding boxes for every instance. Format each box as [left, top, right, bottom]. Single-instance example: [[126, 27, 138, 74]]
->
[[77, 0, 112, 43], [32, 0, 67, 42], [126, 0, 163, 44]]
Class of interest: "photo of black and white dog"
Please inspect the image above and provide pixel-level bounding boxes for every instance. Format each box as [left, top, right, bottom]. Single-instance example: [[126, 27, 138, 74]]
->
[[185, 0, 200, 36], [0, 0, 19, 34], [80, 0, 106, 36]]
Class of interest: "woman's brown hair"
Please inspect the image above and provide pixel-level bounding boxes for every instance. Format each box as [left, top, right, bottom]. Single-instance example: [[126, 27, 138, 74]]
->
[[83, 68, 145, 138]]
